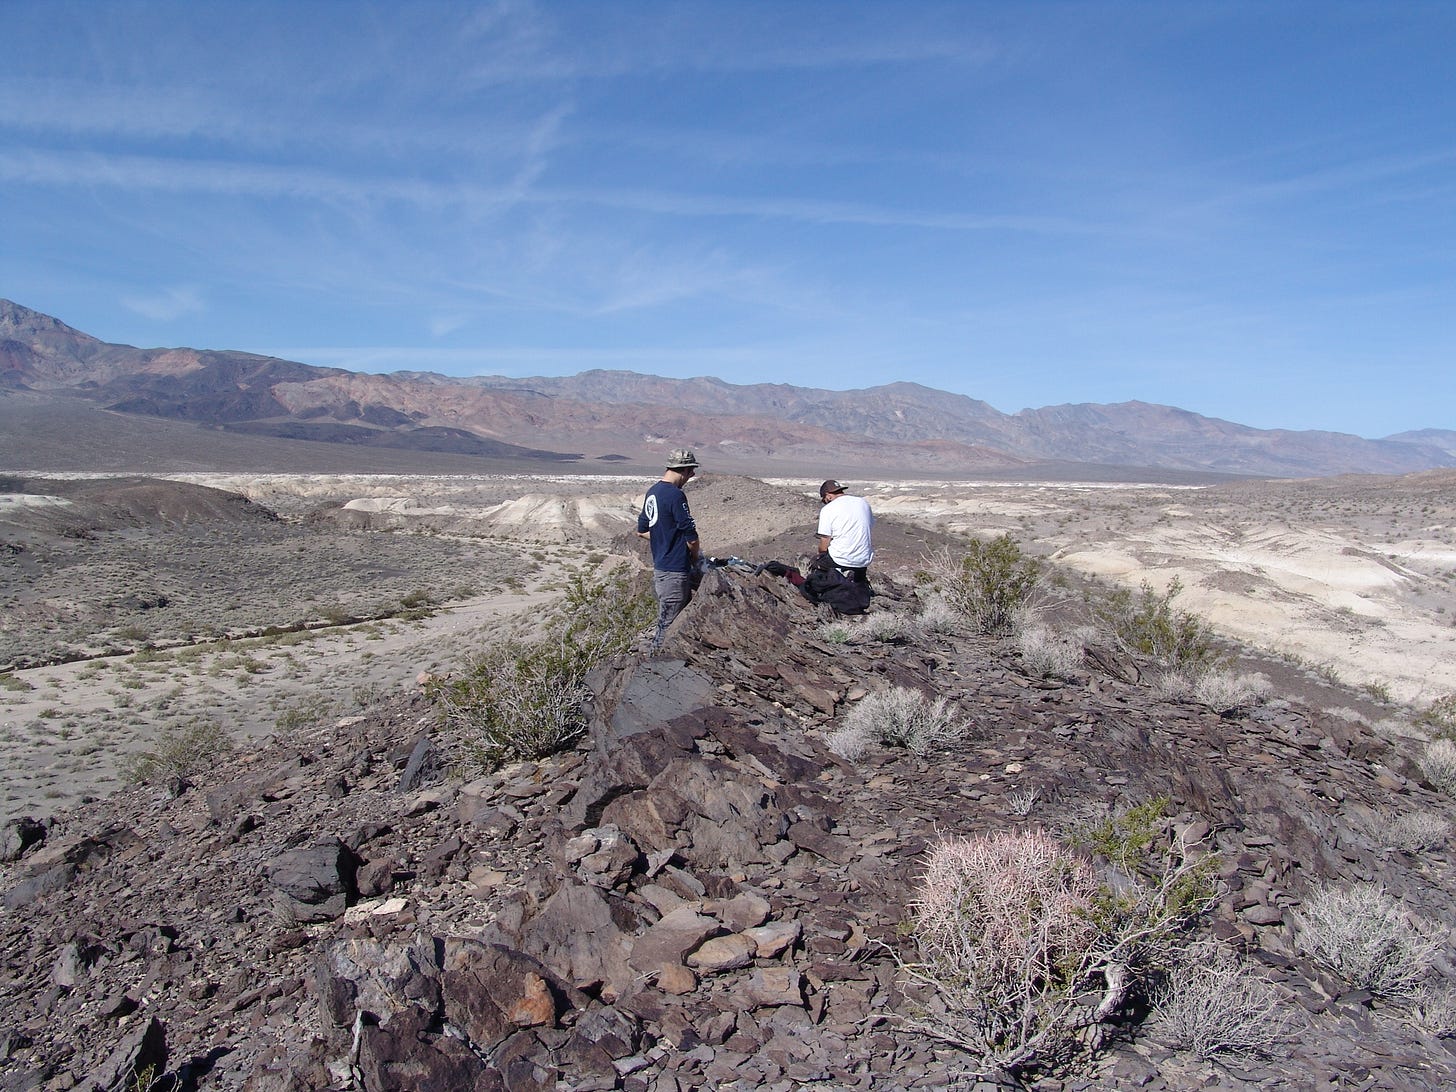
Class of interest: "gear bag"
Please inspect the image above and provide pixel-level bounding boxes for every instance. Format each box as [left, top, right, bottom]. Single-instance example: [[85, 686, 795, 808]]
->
[[800, 554, 871, 615]]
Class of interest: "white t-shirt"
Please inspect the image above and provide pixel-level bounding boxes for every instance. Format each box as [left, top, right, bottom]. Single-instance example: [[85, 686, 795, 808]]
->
[[817, 494, 875, 568]]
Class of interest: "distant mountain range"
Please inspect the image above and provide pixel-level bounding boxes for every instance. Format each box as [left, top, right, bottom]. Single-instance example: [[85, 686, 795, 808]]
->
[[3, 298, 1453, 479]]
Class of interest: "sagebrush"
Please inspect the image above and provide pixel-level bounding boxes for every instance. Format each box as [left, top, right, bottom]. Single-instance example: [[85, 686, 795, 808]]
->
[[1155, 668, 1271, 712], [1353, 809, 1451, 853], [1294, 883, 1437, 997], [1149, 939, 1300, 1059], [841, 686, 966, 757], [1013, 613, 1085, 678], [1422, 738, 1456, 796], [915, 594, 962, 635]]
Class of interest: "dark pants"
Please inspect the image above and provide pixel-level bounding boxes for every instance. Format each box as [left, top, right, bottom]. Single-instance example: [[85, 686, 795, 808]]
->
[[814, 553, 869, 583]]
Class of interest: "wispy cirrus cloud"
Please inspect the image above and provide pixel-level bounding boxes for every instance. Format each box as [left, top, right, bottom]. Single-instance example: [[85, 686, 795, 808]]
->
[[121, 285, 206, 322], [0, 145, 1097, 237]]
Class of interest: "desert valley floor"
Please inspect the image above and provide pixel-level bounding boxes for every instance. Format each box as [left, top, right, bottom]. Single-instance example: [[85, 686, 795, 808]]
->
[[2, 468, 1454, 825]]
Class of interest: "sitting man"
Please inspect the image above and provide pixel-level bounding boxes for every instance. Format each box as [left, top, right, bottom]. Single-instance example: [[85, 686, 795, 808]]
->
[[816, 478, 874, 582]]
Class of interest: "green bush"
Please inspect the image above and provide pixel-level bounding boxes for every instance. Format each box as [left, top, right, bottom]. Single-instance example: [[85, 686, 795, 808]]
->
[[1091, 578, 1226, 672], [1417, 694, 1456, 741], [430, 568, 655, 768], [1078, 796, 1170, 874], [925, 536, 1042, 635], [123, 718, 235, 784]]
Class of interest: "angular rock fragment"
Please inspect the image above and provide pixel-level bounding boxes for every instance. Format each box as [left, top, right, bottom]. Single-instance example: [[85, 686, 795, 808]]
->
[[265, 837, 357, 922]]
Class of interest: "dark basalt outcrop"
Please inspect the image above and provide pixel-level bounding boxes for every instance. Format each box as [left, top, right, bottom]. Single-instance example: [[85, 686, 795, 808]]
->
[[3, 567, 1455, 1090]]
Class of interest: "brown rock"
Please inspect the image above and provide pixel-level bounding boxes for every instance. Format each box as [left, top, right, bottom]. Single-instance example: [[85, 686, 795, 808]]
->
[[740, 967, 805, 1009], [655, 963, 697, 995], [744, 919, 802, 958], [687, 933, 756, 973], [628, 907, 721, 973], [509, 972, 555, 1028]]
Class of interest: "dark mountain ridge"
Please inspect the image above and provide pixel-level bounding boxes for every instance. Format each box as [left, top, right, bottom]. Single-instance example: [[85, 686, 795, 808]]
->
[[3, 299, 1450, 477]]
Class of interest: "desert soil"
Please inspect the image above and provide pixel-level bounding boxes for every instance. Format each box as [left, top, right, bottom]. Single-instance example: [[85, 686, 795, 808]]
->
[[3, 469, 1454, 826]]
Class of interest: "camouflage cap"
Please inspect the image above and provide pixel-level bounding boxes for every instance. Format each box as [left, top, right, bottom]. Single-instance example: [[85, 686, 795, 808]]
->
[[665, 449, 699, 470]]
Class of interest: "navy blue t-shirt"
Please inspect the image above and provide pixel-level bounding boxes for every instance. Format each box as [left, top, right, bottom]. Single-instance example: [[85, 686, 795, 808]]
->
[[637, 480, 698, 572]]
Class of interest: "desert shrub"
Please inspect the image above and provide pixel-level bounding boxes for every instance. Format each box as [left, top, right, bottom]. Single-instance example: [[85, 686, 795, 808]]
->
[[1077, 796, 1170, 874], [1294, 884, 1437, 997], [1006, 787, 1040, 817], [854, 612, 912, 643], [824, 721, 875, 763], [1421, 738, 1456, 796], [123, 718, 235, 784], [926, 535, 1042, 637], [435, 638, 593, 766], [1091, 578, 1226, 672], [1149, 939, 1300, 1059], [1409, 985, 1456, 1038], [275, 695, 336, 731], [842, 686, 966, 756], [905, 826, 1212, 1078], [915, 594, 962, 635], [430, 568, 655, 768], [821, 613, 912, 646], [1354, 810, 1451, 853], [1013, 613, 1084, 678], [1155, 668, 1271, 712], [1192, 669, 1270, 710], [397, 588, 437, 618], [1417, 694, 1456, 741]]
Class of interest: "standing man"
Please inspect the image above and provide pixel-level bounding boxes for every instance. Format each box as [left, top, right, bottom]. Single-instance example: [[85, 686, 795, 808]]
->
[[816, 479, 874, 582], [637, 449, 701, 648]]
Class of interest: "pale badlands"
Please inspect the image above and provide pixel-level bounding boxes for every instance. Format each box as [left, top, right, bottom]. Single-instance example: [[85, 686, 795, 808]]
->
[[172, 470, 1456, 707]]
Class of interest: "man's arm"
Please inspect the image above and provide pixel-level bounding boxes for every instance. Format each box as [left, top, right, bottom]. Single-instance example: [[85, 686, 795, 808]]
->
[[817, 533, 832, 554]]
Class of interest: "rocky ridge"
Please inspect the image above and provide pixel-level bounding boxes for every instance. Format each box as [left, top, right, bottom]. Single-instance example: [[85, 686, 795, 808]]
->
[[3, 563, 1456, 1090]]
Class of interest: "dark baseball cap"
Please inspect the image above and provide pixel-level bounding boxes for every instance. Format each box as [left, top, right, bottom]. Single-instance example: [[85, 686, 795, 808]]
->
[[819, 479, 847, 500]]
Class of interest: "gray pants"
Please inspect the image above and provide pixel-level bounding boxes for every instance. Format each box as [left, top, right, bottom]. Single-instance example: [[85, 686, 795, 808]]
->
[[652, 569, 693, 647]]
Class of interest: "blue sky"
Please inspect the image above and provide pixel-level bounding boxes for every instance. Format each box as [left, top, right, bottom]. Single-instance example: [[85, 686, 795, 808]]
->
[[2, 1, 1453, 438]]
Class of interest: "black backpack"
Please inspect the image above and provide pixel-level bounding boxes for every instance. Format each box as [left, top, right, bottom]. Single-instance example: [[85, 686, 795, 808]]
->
[[801, 555, 871, 615]]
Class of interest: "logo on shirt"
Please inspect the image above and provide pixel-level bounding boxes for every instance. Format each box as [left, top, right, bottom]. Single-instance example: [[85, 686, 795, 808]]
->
[[643, 495, 659, 527]]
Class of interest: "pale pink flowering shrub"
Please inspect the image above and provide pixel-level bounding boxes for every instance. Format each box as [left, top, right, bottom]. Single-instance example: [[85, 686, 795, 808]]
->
[[907, 826, 1216, 1078], [909, 829, 1104, 1074]]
